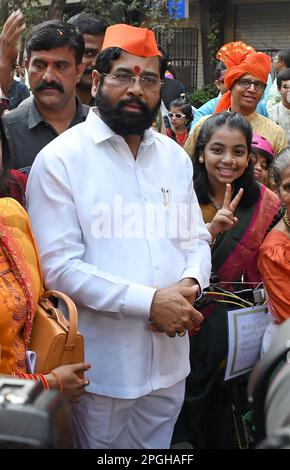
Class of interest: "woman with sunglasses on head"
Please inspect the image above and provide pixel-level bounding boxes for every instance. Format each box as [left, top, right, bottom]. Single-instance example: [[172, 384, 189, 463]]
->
[[165, 98, 193, 147], [173, 111, 280, 449]]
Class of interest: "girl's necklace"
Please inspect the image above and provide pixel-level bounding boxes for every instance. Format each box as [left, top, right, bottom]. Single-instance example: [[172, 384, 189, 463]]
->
[[283, 212, 290, 231], [207, 193, 221, 210]]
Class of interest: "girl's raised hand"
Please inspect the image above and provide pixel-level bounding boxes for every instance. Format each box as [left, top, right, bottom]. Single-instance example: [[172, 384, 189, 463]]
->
[[207, 184, 244, 240]]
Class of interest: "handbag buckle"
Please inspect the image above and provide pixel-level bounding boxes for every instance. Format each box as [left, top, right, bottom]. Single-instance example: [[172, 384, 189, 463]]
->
[[38, 297, 69, 331]]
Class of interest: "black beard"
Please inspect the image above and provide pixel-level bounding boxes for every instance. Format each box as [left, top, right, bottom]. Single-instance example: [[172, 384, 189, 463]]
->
[[94, 86, 161, 136]]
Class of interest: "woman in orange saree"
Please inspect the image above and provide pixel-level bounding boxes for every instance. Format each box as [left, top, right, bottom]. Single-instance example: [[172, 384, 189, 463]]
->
[[0, 197, 91, 402], [258, 149, 290, 355]]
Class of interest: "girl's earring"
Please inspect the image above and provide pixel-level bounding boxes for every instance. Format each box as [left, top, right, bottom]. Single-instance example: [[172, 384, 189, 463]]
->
[[199, 155, 204, 164]]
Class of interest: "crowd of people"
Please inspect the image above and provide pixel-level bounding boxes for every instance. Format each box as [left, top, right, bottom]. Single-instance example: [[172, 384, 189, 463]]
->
[[0, 7, 289, 450]]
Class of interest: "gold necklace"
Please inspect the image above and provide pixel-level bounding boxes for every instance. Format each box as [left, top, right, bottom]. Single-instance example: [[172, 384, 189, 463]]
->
[[283, 212, 290, 231], [207, 193, 221, 210]]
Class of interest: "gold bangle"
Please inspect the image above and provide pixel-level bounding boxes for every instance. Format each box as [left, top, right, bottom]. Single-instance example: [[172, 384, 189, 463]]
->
[[51, 371, 63, 393]]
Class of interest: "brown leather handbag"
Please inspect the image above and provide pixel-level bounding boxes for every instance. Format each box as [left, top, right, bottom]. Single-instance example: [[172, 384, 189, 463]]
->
[[29, 290, 84, 374]]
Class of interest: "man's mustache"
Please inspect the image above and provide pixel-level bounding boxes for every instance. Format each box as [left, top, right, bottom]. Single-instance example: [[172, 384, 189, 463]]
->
[[118, 97, 148, 113], [35, 81, 64, 93]]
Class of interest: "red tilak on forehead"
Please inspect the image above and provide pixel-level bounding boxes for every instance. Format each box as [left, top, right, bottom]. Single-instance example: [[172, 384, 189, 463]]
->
[[134, 65, 141, 73]]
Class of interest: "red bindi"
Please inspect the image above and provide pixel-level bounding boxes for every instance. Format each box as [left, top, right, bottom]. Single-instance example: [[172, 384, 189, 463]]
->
[[134, 65, 141, 74]]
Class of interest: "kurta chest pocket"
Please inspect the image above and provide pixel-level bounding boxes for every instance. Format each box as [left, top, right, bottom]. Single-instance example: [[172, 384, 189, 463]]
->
[[143, 191, 190, 241]]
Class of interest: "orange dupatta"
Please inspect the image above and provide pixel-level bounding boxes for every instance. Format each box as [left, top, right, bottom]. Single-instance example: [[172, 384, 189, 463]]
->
[[0, 198, 43, 373]]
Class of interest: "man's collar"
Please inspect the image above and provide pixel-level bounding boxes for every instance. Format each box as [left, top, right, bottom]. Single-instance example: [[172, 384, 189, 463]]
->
[[28, 95, 89, 130], [28, 98, 44, 129], [85, 107, 156, 147], [72, 95, 90, 123]]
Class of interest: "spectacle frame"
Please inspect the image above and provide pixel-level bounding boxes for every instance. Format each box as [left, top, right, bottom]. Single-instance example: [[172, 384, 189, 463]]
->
[[236, 78, 266, 91], [102, 72, 163, 91]]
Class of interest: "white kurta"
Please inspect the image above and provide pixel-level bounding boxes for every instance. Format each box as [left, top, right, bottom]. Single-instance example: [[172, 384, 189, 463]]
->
[[27, 108, 211, 398]]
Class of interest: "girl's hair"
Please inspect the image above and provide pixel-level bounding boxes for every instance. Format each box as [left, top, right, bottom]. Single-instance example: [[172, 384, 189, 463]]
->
[[193, 111, 260, 208], [264, 206, 284, 238], [0, 118, 23, 201], [169, 98, 193, 124], [272, 147, 290, 187]]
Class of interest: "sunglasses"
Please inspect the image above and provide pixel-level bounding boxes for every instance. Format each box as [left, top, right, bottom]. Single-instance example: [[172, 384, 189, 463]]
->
[[168, 112, 186, 119]]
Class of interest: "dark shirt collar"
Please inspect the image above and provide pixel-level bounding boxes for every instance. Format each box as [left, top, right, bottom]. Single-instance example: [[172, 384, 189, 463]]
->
[[28, 95, 88, 130]]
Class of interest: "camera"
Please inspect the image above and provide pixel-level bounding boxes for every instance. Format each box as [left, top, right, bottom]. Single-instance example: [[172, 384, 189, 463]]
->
[[0, 376, 73, 448], [248, 318, 290, 448]]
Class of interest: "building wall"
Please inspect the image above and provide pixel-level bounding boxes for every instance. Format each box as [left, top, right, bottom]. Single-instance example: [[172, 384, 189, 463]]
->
[[234, 2, 290, 50]]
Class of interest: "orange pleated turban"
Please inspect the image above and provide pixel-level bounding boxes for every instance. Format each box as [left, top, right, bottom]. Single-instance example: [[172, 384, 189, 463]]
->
[[214, 41, 271, 113], [101, 24, 160, 57]]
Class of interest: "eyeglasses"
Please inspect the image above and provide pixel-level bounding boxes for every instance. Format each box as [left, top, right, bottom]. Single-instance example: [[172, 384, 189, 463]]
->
[[102, 72, 163, 90], [168, 112, 186, 119], [236, 78, 266, 91]]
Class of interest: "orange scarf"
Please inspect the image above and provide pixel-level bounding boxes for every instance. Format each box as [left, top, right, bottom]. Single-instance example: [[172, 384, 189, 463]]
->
[[0, 198, 43, 374]]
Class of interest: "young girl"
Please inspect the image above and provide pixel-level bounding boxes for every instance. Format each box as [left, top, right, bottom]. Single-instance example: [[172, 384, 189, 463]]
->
[[173, 111, 280, 449], [165, 98, 193, 147], [258, 148, 290, 354], [250, 133, 275, 187]]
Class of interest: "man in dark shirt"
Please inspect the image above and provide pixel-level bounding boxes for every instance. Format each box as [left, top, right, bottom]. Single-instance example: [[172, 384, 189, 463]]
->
[[8, 77, 30, 110], [3, 20, 89, 170], [68, 12, 108, 106]]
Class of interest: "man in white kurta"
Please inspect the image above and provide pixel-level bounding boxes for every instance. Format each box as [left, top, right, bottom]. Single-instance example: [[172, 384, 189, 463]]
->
[[27, 24, 211, 449]]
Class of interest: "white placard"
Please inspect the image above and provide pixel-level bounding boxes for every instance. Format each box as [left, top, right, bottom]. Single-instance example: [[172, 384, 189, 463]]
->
[[225, 305, 271, 381]]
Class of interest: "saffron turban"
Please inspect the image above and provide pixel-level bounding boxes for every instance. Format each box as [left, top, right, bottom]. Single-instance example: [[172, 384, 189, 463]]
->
[[101, 24, 160, 58], [214, 41, 271, 113]]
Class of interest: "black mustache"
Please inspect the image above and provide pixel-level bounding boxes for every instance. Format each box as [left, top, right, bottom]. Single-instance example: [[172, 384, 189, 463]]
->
[[119, 98, 147, 112], [35, 81, 64, 93]]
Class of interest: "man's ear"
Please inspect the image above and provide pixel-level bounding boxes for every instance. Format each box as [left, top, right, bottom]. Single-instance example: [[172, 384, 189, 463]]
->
[[91, 70, 102, 98], [25, 58, 29, 71]]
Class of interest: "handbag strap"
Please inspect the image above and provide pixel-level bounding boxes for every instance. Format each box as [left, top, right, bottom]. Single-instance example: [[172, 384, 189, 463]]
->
[[40, 290, 79, 351]]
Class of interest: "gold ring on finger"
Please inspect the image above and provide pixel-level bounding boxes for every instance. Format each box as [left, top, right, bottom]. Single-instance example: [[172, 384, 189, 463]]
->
[[177, 330, 186, 337]]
